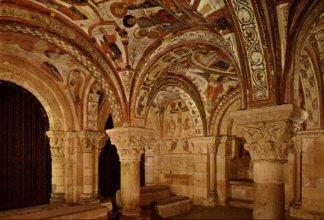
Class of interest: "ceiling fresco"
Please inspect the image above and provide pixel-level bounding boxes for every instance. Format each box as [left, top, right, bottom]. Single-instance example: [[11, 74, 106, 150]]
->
[[0, 0, 323, 129], [28, 0, 235, 69]]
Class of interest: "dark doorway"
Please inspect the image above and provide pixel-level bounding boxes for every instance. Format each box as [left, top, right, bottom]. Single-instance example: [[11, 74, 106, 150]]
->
[[99, 115, 120, 199], [0, 81, 51, 211]]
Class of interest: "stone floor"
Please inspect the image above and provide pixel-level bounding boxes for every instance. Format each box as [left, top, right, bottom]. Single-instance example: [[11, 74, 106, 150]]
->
[[0, 203, 109, 219], [171, 206, 252, 220], [1, 204, 300, 220], [117, 206, 252, 220], [127, 206, 298, 220]]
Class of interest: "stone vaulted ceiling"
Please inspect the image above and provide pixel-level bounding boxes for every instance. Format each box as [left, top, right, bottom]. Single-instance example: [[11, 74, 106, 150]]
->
[[0, 0, 323, 129]]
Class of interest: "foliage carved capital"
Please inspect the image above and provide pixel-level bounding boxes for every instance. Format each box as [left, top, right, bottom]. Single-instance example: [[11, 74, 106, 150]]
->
[[77, 131, 107, 153], [106, 127, 154, 162], [236, 121, 294, 161], [46, 131, 67, 157], [230, 104, 307, 162]]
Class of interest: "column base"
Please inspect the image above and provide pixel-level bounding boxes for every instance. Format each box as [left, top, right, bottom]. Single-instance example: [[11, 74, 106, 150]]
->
[[121, 208, 141, 217], [79, 193, 99, 204], [50, 193, 65, 204], [290, 206, 322, 219], [205, 193, 217, 206]]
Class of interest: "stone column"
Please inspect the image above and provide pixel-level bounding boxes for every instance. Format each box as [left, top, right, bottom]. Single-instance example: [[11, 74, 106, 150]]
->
[[47, 131, 67, 203], [78, 131, 106, 203], [106, 127, 153, 217], [190, 136, 217, 206], [230, 104, 307, 219]]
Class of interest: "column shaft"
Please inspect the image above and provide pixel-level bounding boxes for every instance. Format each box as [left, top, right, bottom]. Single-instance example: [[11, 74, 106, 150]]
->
[[106, 127, 153, 217], [121, 160, 141, 216], [253, 161, 285, 219]]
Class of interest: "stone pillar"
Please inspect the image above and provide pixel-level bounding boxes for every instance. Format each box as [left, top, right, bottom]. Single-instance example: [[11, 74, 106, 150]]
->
[[106, 127, 153, 216], [190, 136, 217, 206], [47, 131, 67, 203], [230, 104, 307, 219], [78, 131, 106, 203]]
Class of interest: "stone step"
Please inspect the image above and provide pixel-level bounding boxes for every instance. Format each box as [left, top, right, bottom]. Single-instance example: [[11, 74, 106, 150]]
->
[[2, 202, 112, 219], [228, 199, 253, 209], [155, 195, 191, 218], [117, 185, 172, 208]]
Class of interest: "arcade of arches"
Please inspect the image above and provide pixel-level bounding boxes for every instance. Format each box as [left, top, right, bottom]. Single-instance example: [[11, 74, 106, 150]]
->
[[0, 0, 323, 219]]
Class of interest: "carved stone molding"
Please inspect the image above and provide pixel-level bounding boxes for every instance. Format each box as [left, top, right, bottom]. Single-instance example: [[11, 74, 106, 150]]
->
[[230, 104, 307, 161], [106, 127, 154, 162]]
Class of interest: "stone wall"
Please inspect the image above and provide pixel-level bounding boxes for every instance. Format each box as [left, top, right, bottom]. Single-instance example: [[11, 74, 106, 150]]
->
[[300, 131, 324, 213]]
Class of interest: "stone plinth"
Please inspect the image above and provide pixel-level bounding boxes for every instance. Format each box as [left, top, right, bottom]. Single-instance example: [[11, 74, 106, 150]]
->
[[106, 127, 153, 216], [230, 104, 307, 219]]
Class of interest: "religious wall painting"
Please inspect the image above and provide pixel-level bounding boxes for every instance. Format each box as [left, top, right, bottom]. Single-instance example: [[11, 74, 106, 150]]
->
[[41, 62, 64, 82], [87, 83, 102, 130], [109, 0, 188, 40], [141, 44, 239, 116], [298, 50, 321, 129], [163, 99, 196, 153], [68, 69, 85, 104], [136, 86, 150, 117], [0, 32, 81, 84]]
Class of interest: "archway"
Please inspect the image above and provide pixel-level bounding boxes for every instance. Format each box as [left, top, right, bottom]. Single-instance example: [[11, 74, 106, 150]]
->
[[0, 81, 51, 211], [98, 115, 145, 200], [99, 115, 120, 199]]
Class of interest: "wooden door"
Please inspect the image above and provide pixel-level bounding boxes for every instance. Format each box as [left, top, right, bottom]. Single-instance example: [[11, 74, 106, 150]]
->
[[0, 81, 51, 211]]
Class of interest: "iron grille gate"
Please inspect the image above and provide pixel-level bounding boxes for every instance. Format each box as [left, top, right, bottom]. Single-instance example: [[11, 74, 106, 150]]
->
[[0, 81, 51, 211]]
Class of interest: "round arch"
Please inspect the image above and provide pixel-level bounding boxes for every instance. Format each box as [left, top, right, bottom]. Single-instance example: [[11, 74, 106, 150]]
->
[[145, 76, 206, 136], [0, 55, 75, 131]]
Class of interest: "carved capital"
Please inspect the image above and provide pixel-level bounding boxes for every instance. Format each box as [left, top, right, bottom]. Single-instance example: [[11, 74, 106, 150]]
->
[[236, 121, 294, 161], [230, 104, 307, 162], [77, 131, 107, 153], [46, 131, 67, 157], [106, 127, 154, 162]]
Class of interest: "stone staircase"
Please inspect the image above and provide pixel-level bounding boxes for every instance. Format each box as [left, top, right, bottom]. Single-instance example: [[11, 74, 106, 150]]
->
[[116, 185, 191, 218], [228, 180, 254, 209], [0, 202, 112, 219]]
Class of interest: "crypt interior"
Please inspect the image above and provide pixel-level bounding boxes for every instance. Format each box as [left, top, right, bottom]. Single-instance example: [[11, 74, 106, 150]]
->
[[0, 0, 323, 219]]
